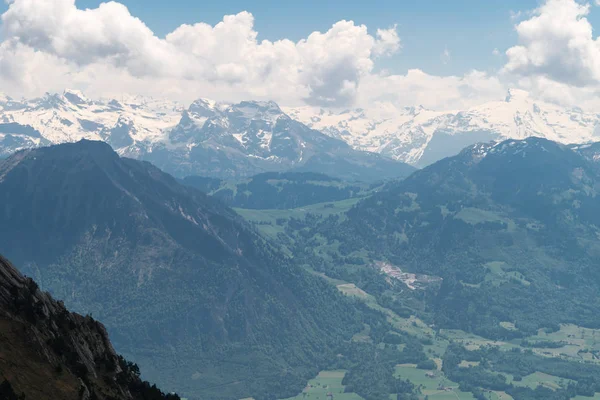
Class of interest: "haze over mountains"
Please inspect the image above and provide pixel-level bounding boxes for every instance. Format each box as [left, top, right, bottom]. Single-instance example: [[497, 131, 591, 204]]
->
[[6, 0, 600, 399], [181, 171, 373, 210], [2, 89, 600, 180], [288, 88, 600, 166], [5, 135, 600, 399], [4, 88, 600, 400], [0, 90, 414, 182]]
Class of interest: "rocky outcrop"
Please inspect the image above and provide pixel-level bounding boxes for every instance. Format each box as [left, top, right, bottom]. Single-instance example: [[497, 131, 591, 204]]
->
[[0, 254, 178, 400]]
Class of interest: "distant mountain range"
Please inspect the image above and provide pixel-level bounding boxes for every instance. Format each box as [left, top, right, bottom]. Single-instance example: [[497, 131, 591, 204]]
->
[[286, 89, 600, 166], [0, 90, 414, 182], [4, 88, 600, 181]]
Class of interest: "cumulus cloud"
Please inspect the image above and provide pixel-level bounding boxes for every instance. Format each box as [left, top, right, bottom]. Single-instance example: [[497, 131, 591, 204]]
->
[[0, 0, 407, 107], [0, 0, 511, 111], [359, 69, 505, 111], [373, 25, 401, 57], [504, 0, 600, 87], [11, 0, 599, 112], [2, 0, 176, 76]]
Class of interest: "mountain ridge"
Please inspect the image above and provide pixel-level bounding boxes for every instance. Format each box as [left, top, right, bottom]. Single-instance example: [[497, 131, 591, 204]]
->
[[0, 91, 414, 182], [256, 136, 600, 342], [285, 89, 600, 167], [0, 139, 370, 400]]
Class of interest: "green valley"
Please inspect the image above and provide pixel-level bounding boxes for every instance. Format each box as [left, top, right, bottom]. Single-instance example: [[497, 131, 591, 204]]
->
[[234, 138, 600, 400]]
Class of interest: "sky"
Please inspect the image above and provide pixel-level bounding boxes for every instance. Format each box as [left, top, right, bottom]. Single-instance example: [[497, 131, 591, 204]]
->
[[25, 0, 537, 76], [4, 0, 537, 76], [1, 0, 600, 111]]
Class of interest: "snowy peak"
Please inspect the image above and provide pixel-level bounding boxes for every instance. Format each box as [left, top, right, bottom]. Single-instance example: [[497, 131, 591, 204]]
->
[[505, 88, 530, 103], [286, 88, 600, 167], [107, 99, 124, 110], [0, 93, 12, 104], [105, 115, 136, 149], [225, 100, 285, 125], [188, 98, 219, 118], [63, 89, 91, 106], [0, 91, 416, 181], [570, 142, 600, 164], [5, 88, 600, 179], [457, 137, 585, 172], [156, 96, 408, 180], [34, 92, 68, 110], [170, 98, 290, 148], [459, 141, 497, 162]]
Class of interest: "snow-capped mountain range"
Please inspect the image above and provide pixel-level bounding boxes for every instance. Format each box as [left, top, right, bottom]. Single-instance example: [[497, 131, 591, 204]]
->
[[1, 88, 599, 180], [285, 89, 600, 167], [0, 90, 414, 181], [0, 89, 183, 156]]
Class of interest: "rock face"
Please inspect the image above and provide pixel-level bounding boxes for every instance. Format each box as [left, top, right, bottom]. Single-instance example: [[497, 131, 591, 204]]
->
[[0, 254, 178, 400]]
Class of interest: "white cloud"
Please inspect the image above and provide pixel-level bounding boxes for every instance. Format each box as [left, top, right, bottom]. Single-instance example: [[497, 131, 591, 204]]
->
[[504, 0, 600, 87], [358, 69, 505, 111], [0, 0, 511, 111], [0, 0, 407, 107], [2, 0, 175, 75], [8, 0, 600, 113], [495, 0, 600, 110], [373, 25, 401, 57]]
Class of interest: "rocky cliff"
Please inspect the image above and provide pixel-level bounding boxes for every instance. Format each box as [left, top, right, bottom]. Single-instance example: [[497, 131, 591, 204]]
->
[[0, 253, 178, 400]]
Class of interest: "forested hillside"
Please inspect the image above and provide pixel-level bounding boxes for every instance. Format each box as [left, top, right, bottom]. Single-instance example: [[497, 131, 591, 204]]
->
[[0, 140, 380, 400], [239, 137, 600, 400]]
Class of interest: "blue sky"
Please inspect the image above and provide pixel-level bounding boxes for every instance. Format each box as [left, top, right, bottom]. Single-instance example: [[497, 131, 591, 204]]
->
[[75, 0, 537, 76], [0, 0, 548, 76], [2, 0, 600, 110]]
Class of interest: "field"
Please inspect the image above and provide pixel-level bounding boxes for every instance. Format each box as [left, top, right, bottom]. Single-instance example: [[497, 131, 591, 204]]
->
[[236, 198, 361, 228], [394, 365, 476, 400], [238, 204, 600, 400], [484, 262, 531, 287], [280, 370, 363, 400], [439, 329, 517, 351], [454, 207, 516, 231], [274, 273, 600, 400], [524, 324, 600, 360], [511, 372, 571, 390]]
